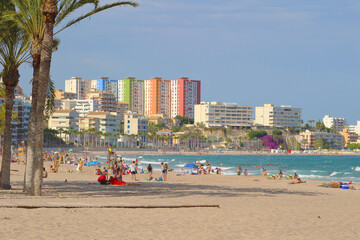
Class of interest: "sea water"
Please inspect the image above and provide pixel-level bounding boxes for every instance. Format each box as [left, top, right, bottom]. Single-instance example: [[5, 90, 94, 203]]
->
[[96, 154, 360, 182]]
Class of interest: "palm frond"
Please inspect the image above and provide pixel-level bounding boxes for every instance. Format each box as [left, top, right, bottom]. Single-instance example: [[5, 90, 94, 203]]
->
[[55, 1, 138, 35], [45, 76, 56, 117]]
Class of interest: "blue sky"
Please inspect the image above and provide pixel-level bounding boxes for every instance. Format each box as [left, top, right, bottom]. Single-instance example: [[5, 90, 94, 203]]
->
[[18, 0, 360, 123]]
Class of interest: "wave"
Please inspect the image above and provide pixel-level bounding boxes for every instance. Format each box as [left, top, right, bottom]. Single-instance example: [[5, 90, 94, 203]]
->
[[138, 161, 162, 165], [330, 171, 339, 177], [195, 160, 207, 164], [351, 166, 360, 172]]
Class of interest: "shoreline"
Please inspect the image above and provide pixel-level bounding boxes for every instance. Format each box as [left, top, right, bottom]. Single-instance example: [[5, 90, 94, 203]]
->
[[43, 148, 360, 156]]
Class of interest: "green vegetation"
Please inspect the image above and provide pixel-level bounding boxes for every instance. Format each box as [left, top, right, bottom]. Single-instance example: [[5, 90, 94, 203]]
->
[[248, 130, 267, 140], [174, 115, 194, 125], [148, 123, 165, 135], [347, 143, 360, 150], [272, 129, 282, 136], [314, 138, 330, 149]]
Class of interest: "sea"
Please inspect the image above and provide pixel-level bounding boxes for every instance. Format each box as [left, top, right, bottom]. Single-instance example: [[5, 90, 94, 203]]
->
[[95, 154, 360, 182]]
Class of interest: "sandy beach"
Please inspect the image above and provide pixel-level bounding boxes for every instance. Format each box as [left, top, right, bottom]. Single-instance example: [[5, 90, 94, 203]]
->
[[1, 159, 360, 240]]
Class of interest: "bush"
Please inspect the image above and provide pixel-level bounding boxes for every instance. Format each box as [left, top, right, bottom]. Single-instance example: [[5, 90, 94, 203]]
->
[[248, 130, 267, 140], [272, 129, 282, 136]]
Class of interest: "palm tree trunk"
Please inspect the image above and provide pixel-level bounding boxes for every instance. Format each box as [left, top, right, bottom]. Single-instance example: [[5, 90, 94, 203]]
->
[[0, 74, 18, 189], [32, 0, 58, 196], [23, 43, 41, 193]]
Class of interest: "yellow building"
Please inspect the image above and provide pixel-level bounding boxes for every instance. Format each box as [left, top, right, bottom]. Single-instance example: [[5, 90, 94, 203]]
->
[[339, 128, 359, 146]]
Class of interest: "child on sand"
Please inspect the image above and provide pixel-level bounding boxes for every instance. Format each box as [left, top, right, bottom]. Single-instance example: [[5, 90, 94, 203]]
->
[[147, 164, 153, 180], [130, 161, 137, 180]]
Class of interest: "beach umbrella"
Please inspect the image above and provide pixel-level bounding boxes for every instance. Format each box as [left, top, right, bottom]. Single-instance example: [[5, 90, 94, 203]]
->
[[184, 163, 199, 169], [87, 161, 101, 166]]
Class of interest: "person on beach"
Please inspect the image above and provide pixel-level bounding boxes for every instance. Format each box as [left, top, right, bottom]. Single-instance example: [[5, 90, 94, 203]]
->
[[147, 164, 153, 180], [164, 163, 168, 181], [293, 172, 299, 179], [42, 167, 48, 178], [130, 161, 137, 180], [292, 178, 306, 184], [161, 162, 165, 180], [237, 165, 242, 175], [244, 169, 248, 176], [98, 174, 109, 185], [276, 170, 283, 180], [261, 168, 267, 176]]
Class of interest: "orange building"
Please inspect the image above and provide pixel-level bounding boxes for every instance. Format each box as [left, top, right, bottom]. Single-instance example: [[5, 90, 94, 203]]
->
[[144, 77, 171, 117]]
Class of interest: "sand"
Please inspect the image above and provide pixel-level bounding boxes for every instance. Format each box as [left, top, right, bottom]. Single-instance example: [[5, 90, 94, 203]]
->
[[1, 160, 360, 240]]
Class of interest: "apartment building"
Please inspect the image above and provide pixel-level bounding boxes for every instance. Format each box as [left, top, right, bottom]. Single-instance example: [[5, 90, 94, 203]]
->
[[194, 102, 254, 128], [93, 77, 118, 100], [171, 77, 201, 119], [300, 130, 343, 149], [0, 85, 31, 145], [323, 115, 347, 132], [48, 110, 79, 142], [85, 112, 121, 134], [118, 77, 144, 115], [86, 91, 117, 112], [61, 99, 100, 117], [348, 121, 360, 135], [116, 102, 129, 121], [54, 89, 76, 100], [124, 112, 148, 135], [65, 77, 91, 99], [339, 128, 359, 146], [144, 77, 171, 117], [255, 104, 302, 128]]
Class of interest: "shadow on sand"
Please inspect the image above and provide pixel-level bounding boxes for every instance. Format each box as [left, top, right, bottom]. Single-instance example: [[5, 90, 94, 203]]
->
[[0, 179, 325, 200]]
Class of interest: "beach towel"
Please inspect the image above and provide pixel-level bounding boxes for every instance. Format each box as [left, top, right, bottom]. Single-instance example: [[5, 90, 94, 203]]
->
[[110, 178, 126, 185]]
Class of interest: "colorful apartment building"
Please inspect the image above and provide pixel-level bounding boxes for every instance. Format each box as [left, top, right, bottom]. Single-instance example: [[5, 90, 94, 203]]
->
[[118, 77, 144, 115], [93, 77, 118, 100], [339, 128, 359, 146], [170, 77, 201, 119], [144, 77, 171, 117]]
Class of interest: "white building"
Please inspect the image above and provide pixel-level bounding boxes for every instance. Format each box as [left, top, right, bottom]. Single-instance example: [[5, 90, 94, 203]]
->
[[86, 112, 121, 134], [65, 77, 91, 99], [61, 99, 99, 117], [323, 115, 347, 132], [348, 121, 360, 135], [194, 102, 254, 128], [255, 104, 302, 128], [124, 112, 148, 135]]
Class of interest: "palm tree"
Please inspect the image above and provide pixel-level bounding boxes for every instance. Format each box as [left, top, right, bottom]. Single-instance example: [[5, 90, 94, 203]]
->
[[0, 1, 30, 189], [2, 0, 138, 195]]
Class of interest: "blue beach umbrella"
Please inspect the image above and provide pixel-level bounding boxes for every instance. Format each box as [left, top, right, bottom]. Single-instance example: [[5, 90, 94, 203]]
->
[[183, 163, 199, 169], [87, 161, 101, 166]]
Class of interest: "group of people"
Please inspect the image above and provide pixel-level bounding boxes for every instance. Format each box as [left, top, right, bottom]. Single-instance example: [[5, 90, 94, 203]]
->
[[145, 162, 168, 181], [237, 165, 248, 176]]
